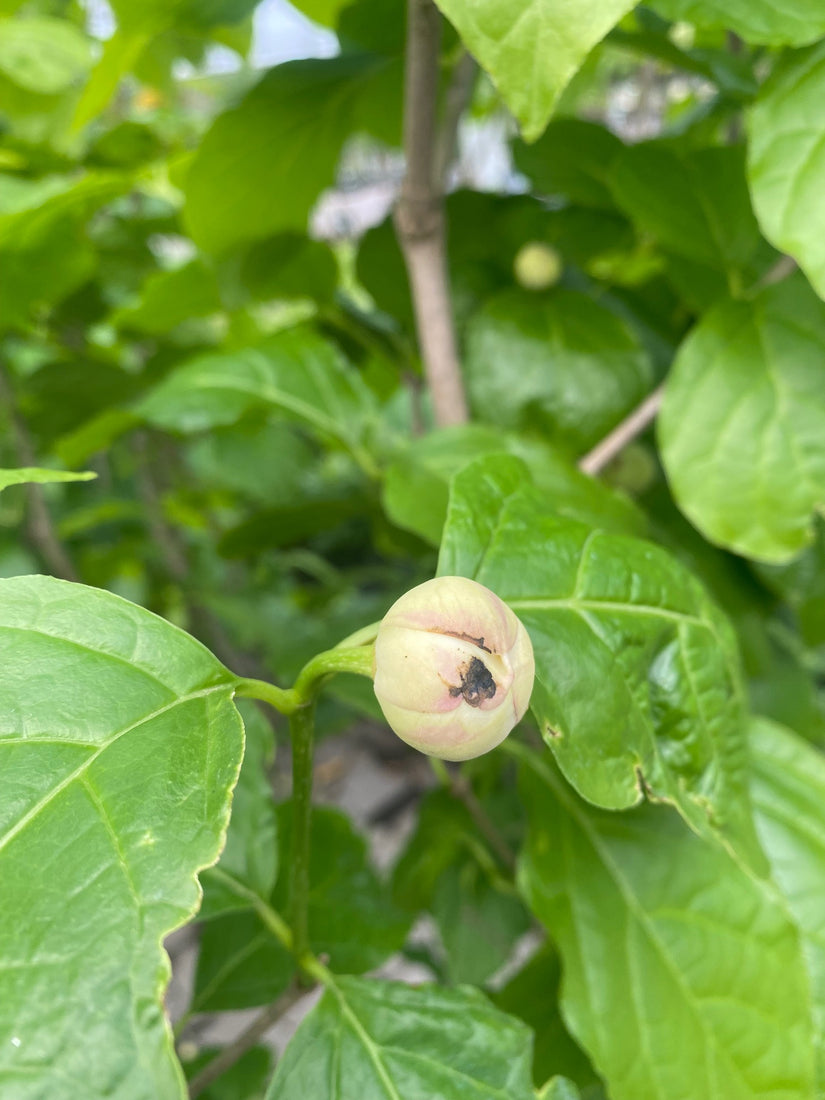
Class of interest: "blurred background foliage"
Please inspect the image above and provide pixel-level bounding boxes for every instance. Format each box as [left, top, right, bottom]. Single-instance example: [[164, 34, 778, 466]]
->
[[2, 2, 825, 1093]]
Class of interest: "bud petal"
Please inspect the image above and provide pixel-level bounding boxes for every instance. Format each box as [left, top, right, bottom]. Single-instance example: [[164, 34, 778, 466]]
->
[[373, 576, 535, 761]]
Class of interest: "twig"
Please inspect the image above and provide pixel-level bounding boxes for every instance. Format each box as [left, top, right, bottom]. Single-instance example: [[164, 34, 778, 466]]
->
[[755, 253, 797, 290], [395, 0, 468, 427], [186, 983, 308, 1099], [432, 759, 516, 872], [450, 771, 516, 872], [132, 432, 270, 680], [434, 50, 477, 186], [0, 368, 80, 581], [578, 384, 665, 477]]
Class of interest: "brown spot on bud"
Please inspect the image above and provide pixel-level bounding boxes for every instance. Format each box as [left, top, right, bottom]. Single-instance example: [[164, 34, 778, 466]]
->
[[432, 627, 493, 654], [449, 656, 497, 707]]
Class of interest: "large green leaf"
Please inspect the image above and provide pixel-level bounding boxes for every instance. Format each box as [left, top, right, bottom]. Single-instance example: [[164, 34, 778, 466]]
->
[[609, 142, 762, 285], [439, 455, 761, 867], [0, 576, 243, 1099], [137, 325, 377, 467], [750, 719, 825, 1087], [183, 55, 400, 255], [266, 975, 535, 1099], [464, 289, 653, 454], [658, 275, 825, 563], [518, 749, 815, 1100], [650, 0, 825, 46], [430, 0, 636, 142], [748, 41, 825, 300]]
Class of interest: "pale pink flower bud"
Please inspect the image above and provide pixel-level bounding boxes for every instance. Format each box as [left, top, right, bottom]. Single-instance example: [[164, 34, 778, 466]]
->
[[372, 576, 535, 761]]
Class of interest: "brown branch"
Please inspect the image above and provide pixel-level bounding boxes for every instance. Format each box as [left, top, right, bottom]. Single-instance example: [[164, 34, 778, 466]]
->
[[434, 50, 477, 186], [450, 772, 516, 872], [132, 433, 272, 684], [578, 384, 665, 477], [186, 983, 309, 1099], [395, 0, 468, 427], [0, 368, 80, 582]]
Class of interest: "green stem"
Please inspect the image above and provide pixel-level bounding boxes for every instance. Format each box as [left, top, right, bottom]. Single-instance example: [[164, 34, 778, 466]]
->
[[289, 701, 316, 963], [291, 644, 375, 703], [233, 642, 376, 973], [334, 620, 380, 650], [234, 677, 298, 714], [235, 643, 375, 715]]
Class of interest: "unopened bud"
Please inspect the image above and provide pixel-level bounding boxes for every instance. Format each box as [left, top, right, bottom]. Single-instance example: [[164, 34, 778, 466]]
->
[[373, 576, 535, 761]]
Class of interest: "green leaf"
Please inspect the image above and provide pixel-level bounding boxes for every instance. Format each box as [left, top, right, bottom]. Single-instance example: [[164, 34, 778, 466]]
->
[[196, 805, 408, 1010], [750, 718, 825, 1087], [464, 289, 653, 453], [266, 975, 535, 1099], [748, 41, 825, 300], [391, 787, 477, 912], [536, 1079, 582, 1100], [518, 749, 815, 1100], [273, 804, 409, 974], [513, 118, 623, 208], [439, 455, 762, 867], [492, 945, 599, 1089], [192, 908, 293, 1012], [0, 173, 124, 329], [0, 575, 243, 1098], [383, 426, 645, 548], [183, 55, 400, 255], [430, 0, 636, 142], [649, 0, 825, 47], [238, 233, 337, 305], [0, 16, 92, 94], [137, 325, 377, 466], [0, 467, 95, 492], [609, 142, 762, 284], [433, 862, 530, 986], [113, 260, 222, 334], [658, 275, 825, 563], [183, 1046, 272, 1100], [199, 700, 277, 920]]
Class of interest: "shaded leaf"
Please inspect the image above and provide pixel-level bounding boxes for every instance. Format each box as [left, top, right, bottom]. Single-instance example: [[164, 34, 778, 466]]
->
[[183, 55, 401, 255], [464, 289, 653, 454], [610, 142, 762, 283]]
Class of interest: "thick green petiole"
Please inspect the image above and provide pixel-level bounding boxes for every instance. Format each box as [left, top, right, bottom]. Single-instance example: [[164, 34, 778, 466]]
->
[[232, 640, 376, 975]]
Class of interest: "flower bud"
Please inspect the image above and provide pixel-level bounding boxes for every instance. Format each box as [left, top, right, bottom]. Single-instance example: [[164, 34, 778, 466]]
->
[[372, 576, 535, 761]]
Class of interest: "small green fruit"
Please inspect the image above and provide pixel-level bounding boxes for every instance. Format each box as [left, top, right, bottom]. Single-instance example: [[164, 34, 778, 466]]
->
[[514, 242, 563, 290]]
